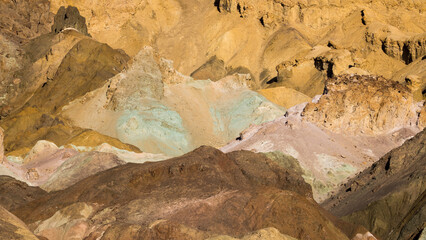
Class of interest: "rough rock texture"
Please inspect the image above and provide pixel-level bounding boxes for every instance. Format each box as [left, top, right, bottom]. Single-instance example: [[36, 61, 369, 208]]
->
[[222, 102, 421, 202], [190, 56, 227, 81], [0, 205, 39, 240], [26, 38, 129, 113], [61, 47, 285, 156], [1, 25, 125, 117], [51, 6, 90, 36], [0, 30, 140, 155], [0, 176, 46, 211], [0, 2, 424, 239], [0, 0, 54, 115], [47, 0, 425, 90], [0, 139, 167, 192], [209, 228, 298, 240], [322, 129, 426, 240], [41, 151, 125, 192], [0, 0, 52, 42], [303, 75, 424, 135], [274, 57, 325, 97], [2, 146, 370, 240], [1, 30, 90, 116], [379, 33, 426, 64], [0, 107, 140, 155], [2, 141, 78, 187], [392, 57, 426, 101]]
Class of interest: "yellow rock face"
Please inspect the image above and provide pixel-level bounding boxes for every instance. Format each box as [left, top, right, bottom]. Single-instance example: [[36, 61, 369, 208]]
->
[[67, 130, 141, 153], [50, 0, 182, 56], [258, 87, 311, 109], [0, 107, 141, 155], [48, 0, 425, 89], [303, 75, 423, 135], [0, 206, 39, 240]]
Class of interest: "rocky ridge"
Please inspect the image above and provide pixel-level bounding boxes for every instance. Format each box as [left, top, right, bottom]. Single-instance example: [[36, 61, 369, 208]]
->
[[1, 146, 372, 240], [223, 74, 424, 201], [322, 129, 426, 240], [0, 1, 424, 239], [303, 74, 425, 135]]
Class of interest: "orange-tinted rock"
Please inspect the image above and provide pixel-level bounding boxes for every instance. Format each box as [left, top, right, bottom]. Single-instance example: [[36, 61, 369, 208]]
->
[[0, 205, 39, 240], [323, 129, 426, 239], [3, 146, 369, 239], [303, 75, 423, 135]]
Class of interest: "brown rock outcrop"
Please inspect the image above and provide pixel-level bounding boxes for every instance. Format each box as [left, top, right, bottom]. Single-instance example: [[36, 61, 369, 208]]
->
[[0, 176, 46, 211], [0, 107, 140, 155], [3, 146, 370, 239], [0, 0, 52, 42], [190, 56, 227, 81], [392, 57, 426, 101], [51, 6, 90, 36], [0, 0, 54, 116], [372, 32, 426, 65], [302, 74, 423, 135], [26, 38, 129, 113], [275, 58, 325, 97], [0, 22, 142, 154], [45, 0, 425, 94], [0, 205, 39, 240], [322, 129, 426, 240], [41, 151, 125, 192]]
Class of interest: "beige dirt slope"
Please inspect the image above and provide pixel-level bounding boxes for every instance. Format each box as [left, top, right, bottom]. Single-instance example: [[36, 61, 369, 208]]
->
[[44, 0, 426, 112], [49, 0, 425, 79]]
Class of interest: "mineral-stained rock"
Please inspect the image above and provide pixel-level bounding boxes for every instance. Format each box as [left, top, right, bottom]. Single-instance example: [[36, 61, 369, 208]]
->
[[5, 146, 370, 240], [262, 151, 306, 179], [0, 0, 54, 115], [0, 107, 141, 155], [14, 31, 89, 111], [0, 176, 46, 211], [60, 48, 285, 156], [190, 56, 227, 81], [258, 87, 311, 109], [51, 6, 90, 36], [0, 34, 135, 153], [0, 0, 53, 42], [32, 202, 97, 239], [379, 34, 426, 65], [274, 58, 325, 98], [272, 45, 356, 98], [392, 56, 426, 101], [0, 205, 39, 240], [41, 151, 125, 192], [302, 74, 423, 135], [26, 38, 130, 113], [0, 139, 166, 191], [222, 101, 421, 202], [45, 0, 426, 94], [208, 227, 298, 240], [2, 141, 79, 186], [322, 129, 426, 240]]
